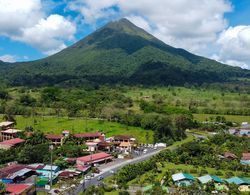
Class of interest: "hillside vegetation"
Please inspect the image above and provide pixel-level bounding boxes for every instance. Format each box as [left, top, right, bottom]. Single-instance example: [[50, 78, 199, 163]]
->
[[0, 18, 249, 86]]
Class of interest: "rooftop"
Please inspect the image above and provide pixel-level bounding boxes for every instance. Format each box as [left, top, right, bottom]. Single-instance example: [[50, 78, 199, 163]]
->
[[172, 172, 195, 182], [74, 132, 102, 138], [242, 153, 250, 160], [1, 129, 22, 134], [0, 138, 25, 146], [198, 175, 223, 184], [0, 164, 27, 178], [226, 177, 250, 185], [6, 184, 32, 194], [46, 134, 63, 139], [0, 121, 14, 127], [77, 152, 112, 163]]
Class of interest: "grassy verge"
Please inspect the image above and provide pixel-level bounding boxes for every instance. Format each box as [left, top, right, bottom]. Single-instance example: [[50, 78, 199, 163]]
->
[[6, 115, 154, 143], [193, 113, 250, 123]]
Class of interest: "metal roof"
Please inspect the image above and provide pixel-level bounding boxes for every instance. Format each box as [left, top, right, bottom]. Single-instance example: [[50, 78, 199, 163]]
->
[[198, 175, 223, 184], [172, 172, 195, 182], [7, 168, 33, 179], [226, 177, 250, 185]]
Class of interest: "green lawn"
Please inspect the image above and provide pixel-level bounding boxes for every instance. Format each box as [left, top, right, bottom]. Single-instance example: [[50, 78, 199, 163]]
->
[[193, 113, 250, 123], [8, 115, 153, 143]]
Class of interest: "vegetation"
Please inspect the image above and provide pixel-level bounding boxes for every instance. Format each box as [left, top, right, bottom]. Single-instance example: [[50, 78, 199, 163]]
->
[[0, 18, 249, 87]]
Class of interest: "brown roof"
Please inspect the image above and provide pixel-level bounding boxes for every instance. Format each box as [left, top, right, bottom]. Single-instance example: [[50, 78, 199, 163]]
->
[[0, 164, 26, 178], [0, 138, 25, 146], [46, 134, 63, 139], [74, 132, 102, 138], [114, 135, 132, 140], [77, 152, 112, 164], [224, 152, 237, 159], [242, 153, 250, 160]]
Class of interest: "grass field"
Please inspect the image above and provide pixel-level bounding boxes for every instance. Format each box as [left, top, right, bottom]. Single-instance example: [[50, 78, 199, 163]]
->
[[7, 115, 154, 143], [193, 113, 250, 123]]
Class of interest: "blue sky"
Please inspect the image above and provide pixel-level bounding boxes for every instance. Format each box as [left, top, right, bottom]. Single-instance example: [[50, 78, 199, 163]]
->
[[0, 0, 250, 69]]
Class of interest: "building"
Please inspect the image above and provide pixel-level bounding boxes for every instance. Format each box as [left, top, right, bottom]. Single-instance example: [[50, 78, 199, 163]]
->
[[226, 177, 250, 185], [6, 183, 35, 195], [1, 168, 36, 184], [0, 129, 22, 141], [86, 142, 99, 152], [0, 138, 25, 150], [36, 165, 60, 184], [119, 142, 132, 153], [240, 153, 250, 165], [224, 152, 238, 160], [76, 152, 112, 166], [172, 172, 195, 187], [0, 164, 26, 180], [0, 121, 14, 130], [74, 132, 105, 142], [198, 175, 223, 184], [228, 128, 250, 137], [46, 134, 64, 146], [113, 135, 134, 143]]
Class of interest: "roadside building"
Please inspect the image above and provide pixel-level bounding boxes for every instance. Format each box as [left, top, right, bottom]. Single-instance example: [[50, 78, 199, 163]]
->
[[112, 135, 136, 152], [6, 183, 35, 195], [46, 134, 64, 146], [0, 138, 25, 150], [0, 121, 14, 130], [119, 142, 132, 153], [198, 175, 223, 184], [0, 129, 22, 141], [172, 172, 195, 187], [74, 132, 105, 143], [85, 142, 98, 152], [36, 165, 60, 184], [76, 152, 112, 166], [240, 153, 250, 165], [113, 135, 133, 143]]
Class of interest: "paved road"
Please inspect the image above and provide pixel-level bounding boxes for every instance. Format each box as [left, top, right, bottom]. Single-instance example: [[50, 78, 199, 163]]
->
[[71, 148, 163, 194]]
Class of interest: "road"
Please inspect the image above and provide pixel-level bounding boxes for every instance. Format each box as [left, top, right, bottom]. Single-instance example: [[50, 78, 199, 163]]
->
[[71, 148, 163, 194]]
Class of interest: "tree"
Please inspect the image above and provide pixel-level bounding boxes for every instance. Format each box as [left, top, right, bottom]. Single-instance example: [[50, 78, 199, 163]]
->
[[0, 182, 6, 194], [19, 94, 36, 106], [2, 114, 16, 124]]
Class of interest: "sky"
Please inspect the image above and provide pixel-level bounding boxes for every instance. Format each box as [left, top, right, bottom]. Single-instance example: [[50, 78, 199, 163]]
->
[[0, 0, 250, 69]]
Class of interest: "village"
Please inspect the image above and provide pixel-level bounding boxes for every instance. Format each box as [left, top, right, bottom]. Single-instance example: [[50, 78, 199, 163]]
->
[[0, 119, 249, 194]]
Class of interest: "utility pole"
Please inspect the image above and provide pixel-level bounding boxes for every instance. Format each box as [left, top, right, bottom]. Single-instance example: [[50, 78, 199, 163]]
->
[[49, 144, 54, 188]]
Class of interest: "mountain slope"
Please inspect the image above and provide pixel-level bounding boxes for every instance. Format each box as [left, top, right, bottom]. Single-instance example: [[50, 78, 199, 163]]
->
[[1, 18, 249, 86]]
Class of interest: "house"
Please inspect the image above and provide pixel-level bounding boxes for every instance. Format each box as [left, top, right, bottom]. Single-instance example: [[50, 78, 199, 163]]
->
[[0, 164, 27, 180], [46, 134, 64, 146], [85, 142, 99, 152], [76, 152, 112, 166], [224, 152, 237, 160], [36, 165, 60, 183], [240, 153, 250, 165], [6, 183, 35, 195], [1, 168, 36, 184], [0, 129, 22, 141], [74, 132, 105, 142], [172, 172, 195, 187], [113, 135, 134, 143], [58, 170, 81, 179], [0, 138, 25, 150], [198, 175, 223, 184], [119, 142, 132, 153], [226, 177, 250, 185], [0, 121, 14, 130]]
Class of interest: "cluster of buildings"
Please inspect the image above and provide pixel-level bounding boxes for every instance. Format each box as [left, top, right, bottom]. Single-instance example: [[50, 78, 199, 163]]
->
[[228, 122, 250, 137], [220, 152, 250, 165], [172, 172, 250, 192]]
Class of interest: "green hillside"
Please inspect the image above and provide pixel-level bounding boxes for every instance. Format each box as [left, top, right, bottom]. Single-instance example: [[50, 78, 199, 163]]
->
[[0, 18, 249, 86]]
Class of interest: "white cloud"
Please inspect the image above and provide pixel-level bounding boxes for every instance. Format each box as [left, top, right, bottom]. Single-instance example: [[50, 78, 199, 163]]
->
[[13, 15, 76, 55], [0, 54, 16, 62], [216, 25, 250, 69], [0, 0, 76, 55]]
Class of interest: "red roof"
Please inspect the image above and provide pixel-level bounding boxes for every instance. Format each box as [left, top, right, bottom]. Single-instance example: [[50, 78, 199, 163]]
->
[[0, 164, 26, 178], [77, 152, 112, 164], [74, 132, 102, 138], [6, 184, 32, 194], [0, 138, 25, 146], [242, 153, 250, 160], [46, 134, 63, 139]]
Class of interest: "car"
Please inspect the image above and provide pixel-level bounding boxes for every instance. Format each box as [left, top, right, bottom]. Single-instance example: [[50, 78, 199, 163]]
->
[[85, 175, 91, 180], [109, 170, 115, 174], [143, 149, 148, 153], [97, 176, 104, 181]]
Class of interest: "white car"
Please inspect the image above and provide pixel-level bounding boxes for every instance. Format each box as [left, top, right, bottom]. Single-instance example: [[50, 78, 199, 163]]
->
[[85, 175, 91, 180], [143, 149, 148, 153]]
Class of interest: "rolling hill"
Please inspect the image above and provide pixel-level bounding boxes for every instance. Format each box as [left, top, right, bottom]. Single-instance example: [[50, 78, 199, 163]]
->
[[0, 18, 249, 86]]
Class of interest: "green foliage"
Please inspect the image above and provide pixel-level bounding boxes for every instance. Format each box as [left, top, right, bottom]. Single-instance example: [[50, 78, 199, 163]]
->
[[1, 19, 249, 87], [0, 182, 6, 194]]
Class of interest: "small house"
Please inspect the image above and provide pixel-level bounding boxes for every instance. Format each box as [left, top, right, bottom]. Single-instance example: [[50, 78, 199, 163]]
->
[[0, 138, 25, 150], [172, 172, 195, 186], [6, 183, 35, 195], [198, 174, 223, 184]]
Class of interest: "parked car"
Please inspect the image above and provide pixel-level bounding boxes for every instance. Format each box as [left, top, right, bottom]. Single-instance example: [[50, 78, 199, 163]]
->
[[97, 176, 104, 181]]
